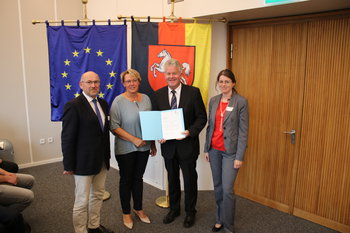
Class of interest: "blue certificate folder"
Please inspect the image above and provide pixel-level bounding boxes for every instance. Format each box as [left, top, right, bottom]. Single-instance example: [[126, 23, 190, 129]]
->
[[139, 108, 185, 140]]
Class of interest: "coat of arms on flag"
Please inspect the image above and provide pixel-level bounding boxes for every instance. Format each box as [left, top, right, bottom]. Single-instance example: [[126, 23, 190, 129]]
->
[[148, 45, 195, 91], [132, 21, 212, 104]]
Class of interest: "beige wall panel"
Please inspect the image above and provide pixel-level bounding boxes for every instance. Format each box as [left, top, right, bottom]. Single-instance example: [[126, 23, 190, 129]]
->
[[57, 0, 83, 20], [0, 0, 31, 164], [20, 0, 81, 163]]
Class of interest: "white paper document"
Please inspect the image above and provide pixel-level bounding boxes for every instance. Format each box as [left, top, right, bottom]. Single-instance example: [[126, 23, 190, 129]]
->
[[139, 108, 185, 140]]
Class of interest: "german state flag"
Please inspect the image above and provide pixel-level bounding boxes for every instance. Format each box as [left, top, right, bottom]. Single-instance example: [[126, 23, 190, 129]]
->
[[131, 21, 212, 104]]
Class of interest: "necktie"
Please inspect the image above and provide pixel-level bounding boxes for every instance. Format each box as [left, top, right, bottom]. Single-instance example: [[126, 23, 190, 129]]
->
[[92, 99, 104, 130], [171, 90, 177, 109]]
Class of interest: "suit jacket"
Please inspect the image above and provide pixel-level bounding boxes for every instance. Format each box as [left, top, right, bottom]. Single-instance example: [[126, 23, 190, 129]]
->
[[61, 94, 110, 175], [204, 92, 249, 161], [153, 85, 207, 160]]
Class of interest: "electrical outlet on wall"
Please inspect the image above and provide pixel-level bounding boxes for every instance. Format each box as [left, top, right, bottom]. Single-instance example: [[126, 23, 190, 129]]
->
[[47, 137, 54, 143], [39, 138, 46, 144]]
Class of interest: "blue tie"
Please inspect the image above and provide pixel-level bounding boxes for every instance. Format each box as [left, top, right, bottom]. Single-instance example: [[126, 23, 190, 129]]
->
[[171, 90, 177, 109], [92, 99, 104, 130]]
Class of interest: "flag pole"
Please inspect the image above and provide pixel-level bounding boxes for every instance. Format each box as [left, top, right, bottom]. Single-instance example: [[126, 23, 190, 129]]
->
[[32, 0, 225, 25], [155, 169, 169, 208], [32, 0, 226, 25]]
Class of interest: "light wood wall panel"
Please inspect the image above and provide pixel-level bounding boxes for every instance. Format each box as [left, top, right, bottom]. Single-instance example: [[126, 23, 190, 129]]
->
[[294, 16, 350, 231], [229, 10, 350, 232], [231, 23, 307, 211]]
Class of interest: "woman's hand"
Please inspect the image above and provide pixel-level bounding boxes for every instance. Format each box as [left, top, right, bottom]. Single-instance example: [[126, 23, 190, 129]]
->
[[150, 141, 157, 156], [234, 160, 243, 169], [132, 137, 146, 147], [204, 152, 210, 162]]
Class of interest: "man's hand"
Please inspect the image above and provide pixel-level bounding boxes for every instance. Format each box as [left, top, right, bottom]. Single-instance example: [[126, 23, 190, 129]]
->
[[176, 130, 190, 140], [63, 171, 74, 175]]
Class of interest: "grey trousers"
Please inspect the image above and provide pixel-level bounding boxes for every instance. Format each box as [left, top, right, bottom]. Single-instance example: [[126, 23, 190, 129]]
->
[[0, 173, 35, 212], [209, 148, 239, 233]]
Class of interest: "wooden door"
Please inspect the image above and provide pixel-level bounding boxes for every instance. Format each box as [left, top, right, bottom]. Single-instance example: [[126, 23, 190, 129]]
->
[[229, 12, 350, 232], [230, 22, 307, 212], [293, 17, 350, 232]]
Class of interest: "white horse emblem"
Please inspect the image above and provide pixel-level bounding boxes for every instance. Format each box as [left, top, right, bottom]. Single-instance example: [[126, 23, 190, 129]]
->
[[150, 49, 191, 84]]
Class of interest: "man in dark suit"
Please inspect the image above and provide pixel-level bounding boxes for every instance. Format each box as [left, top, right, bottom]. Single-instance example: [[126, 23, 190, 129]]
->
[[153, 59, 207, 228], [61, 71, 113, 233]]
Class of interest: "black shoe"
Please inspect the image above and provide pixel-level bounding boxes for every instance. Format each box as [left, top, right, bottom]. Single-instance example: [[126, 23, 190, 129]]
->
[[88, 225, 114, 233], [24, 222, 31, 233], [163, 210, 180, 224], [183, 213, 195, 228], [212, 224, 223, 232]]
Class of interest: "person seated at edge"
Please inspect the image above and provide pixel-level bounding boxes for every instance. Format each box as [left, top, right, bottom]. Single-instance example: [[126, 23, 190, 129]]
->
[[204, 69, 249, 233], [0, 167, 34, 213], [109, 69, 157, 230]]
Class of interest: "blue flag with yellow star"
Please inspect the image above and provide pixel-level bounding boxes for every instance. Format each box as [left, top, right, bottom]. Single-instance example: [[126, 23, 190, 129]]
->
[[47, 24, 127, 121]]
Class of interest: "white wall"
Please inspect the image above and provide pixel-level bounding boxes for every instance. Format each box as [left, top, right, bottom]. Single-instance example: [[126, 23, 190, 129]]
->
[[0, 0, 261, 190], [0, 0, 82, 167]]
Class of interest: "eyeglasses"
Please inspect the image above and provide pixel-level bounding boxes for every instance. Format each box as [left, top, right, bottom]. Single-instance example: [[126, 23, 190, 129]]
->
[[82, 80, 100, 85], [124, 79, 139, 84]]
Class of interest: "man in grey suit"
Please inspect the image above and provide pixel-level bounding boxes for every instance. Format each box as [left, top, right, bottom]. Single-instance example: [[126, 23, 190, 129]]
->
[[61, 71, 113, 233]]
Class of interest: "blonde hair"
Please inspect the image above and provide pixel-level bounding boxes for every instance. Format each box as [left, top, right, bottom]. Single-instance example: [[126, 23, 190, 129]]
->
[[120, 69, 141, 83]]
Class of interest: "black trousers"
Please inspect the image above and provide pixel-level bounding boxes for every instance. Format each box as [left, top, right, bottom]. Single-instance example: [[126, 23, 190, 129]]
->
[[116, 150, 149, 214], [0, 160, 19, 173], [164, 154, 198, 215], [0, 205, 26, 233]]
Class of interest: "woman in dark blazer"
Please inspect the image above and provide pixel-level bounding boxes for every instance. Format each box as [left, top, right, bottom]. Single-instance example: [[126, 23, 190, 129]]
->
[[204, 69, 249, 233]]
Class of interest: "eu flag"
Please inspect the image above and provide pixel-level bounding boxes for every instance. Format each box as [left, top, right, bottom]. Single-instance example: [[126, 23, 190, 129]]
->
[[47, 24, 127, 121]]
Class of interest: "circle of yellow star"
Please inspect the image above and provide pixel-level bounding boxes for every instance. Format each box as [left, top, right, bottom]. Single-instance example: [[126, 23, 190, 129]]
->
[[105, 59, 112, 65], [98, 92, 105, 98], [64, 59, 71, 66], [109, 71, 116, 77], [65, 83, 72, 90], [106, 83, 113, 89], [72, 50, 79, 57], [74, 92, 80, 98], [96, 50, 104, 57], [84, 47, 91, 53], [61, 71, 68, 78]]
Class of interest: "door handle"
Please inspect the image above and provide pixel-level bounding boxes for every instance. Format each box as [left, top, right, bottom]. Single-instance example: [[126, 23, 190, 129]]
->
[[283, 129, 296, 144]]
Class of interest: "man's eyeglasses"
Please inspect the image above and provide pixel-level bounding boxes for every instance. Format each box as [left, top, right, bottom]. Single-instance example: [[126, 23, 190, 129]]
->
[[82, 80, 101, 85]]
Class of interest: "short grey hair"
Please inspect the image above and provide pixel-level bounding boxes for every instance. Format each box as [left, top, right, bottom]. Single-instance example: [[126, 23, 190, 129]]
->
[[164, 58, 182, 73]]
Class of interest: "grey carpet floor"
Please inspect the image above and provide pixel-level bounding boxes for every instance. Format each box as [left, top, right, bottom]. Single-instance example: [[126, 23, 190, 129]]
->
[[20, 162, 339, 233]]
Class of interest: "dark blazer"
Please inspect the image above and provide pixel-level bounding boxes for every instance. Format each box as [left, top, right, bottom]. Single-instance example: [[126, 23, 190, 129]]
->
[[204, 92, 249, 161], [61, 94, 110, 175], [153, 85, 207, 160]]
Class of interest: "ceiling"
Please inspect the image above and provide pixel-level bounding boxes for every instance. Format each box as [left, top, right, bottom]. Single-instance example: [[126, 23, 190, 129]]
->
[[199, 0, 350, 22]]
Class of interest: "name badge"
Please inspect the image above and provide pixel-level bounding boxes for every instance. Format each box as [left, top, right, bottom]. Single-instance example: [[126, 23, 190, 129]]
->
[[107, 116, 110, 121], [226, 107, 233, 112]]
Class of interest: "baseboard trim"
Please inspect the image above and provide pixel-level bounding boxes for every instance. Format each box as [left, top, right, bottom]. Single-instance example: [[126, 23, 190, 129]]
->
[[19, 157, 62, 169]]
